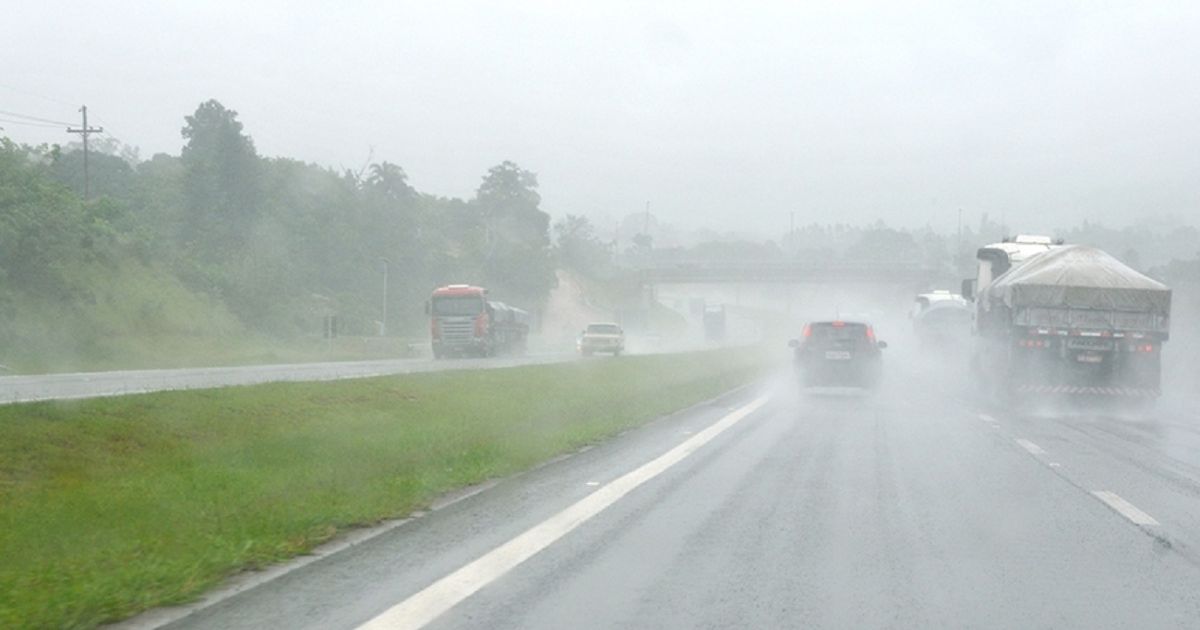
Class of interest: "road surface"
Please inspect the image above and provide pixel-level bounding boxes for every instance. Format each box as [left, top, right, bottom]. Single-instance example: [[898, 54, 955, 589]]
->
[[0, 354, 573, 405], [134, 354, 1200, 630]]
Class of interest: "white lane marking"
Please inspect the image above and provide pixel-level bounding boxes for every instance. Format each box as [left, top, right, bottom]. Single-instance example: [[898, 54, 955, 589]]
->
[[1049, 462, 1061, 468], [584, 481, 599, 487], [1015, 439, 1045, 455], [979, 413, 996, 423], [358, 395, 771, 630], [1091, 491, 1160, 526]]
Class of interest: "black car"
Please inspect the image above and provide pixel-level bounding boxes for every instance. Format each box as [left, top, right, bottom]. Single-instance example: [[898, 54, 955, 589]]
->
[[790, 320, 887, 387]]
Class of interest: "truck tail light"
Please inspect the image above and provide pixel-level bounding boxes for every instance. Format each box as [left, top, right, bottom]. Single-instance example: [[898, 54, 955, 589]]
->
[[1018, 338, 1049, 348], [866, 327, 876, 342], [474, 313, 487, 337], [431, 318, 440, 339], [1132, 343, 1155, 353]]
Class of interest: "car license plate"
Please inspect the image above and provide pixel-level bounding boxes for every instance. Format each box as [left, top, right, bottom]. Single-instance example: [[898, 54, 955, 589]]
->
[[824, 351, 852, 360], [1076, 352, 1104, 363]]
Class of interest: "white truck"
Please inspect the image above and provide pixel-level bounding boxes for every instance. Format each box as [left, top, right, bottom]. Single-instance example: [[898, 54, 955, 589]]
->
[[962, 235, 1171, 402]]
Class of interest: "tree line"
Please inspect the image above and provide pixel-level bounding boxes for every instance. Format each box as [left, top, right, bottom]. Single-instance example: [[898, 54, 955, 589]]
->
[[0, 99, 569, 338]]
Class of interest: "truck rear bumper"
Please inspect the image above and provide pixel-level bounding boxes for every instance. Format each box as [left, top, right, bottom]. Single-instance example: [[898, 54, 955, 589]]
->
[[1015, 384, 1160, 397]]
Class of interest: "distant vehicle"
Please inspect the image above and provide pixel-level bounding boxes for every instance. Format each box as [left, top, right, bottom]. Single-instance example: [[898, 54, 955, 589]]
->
[[578, 322, 625, 356], [910, 290, 968, 317], [963, 237, 1171, 402], [427, 284, 529, 358], [790, 320, 887, 388], [911, 291, 973, 347], [703, 304, 726, 342]]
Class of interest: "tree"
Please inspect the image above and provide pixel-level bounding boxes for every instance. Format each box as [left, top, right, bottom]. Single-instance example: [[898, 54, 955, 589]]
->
[[554, 214, 612, 276], [364, 162, 415, 202], [179, 99, 261, 256], [473, 161, 555, 302]]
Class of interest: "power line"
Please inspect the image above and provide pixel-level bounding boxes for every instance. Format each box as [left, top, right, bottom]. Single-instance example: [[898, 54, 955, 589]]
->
[[0, 108, 73, 126], [0, 83, 76, 108], [0, 117, 63, 129]]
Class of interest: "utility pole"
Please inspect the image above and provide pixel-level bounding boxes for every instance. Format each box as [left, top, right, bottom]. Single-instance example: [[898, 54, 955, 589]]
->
[[786, 211, 795, 315], [66, 105, 103, 200], [378, 257, 391, 337]]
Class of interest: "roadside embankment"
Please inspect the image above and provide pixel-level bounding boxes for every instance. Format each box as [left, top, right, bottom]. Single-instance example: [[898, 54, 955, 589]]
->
[[0, 347, 769, 629]]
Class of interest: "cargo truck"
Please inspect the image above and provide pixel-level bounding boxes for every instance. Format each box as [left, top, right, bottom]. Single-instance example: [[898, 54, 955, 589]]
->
[[427, 284, 529, 358], [962, 237, 1170, 402]]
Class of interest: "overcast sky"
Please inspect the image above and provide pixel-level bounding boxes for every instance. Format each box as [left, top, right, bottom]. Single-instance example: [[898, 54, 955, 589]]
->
[[3, 1, 1199, 237]]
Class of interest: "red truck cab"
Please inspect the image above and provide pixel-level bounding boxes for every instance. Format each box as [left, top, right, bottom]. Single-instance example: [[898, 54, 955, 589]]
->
[[428, 284, 529, 358]]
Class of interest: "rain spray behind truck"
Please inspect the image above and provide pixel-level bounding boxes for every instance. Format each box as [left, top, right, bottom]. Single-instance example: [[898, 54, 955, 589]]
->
[[427, 285, 529, 358], [962, 236, 1171, 402]]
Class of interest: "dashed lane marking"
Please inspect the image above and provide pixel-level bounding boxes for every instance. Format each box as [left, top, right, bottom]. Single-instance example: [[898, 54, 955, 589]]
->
[[1015, 439, 1046, 455], [1092, 491, 1160, 526]]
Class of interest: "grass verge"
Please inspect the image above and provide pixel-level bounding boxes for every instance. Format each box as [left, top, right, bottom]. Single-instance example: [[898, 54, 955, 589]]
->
[[0, 348, 768, 629]]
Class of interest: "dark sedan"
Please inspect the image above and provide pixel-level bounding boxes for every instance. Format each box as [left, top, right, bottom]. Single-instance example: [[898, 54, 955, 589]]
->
[[790, 320, 887, 388]]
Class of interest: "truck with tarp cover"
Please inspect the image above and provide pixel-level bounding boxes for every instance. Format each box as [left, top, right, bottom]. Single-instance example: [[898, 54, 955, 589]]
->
[[968, 242, 1171, 401]]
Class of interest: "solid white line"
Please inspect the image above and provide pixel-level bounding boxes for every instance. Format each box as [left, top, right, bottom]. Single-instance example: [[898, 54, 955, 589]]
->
[[1015, 438, 1045, 455], [357, 395, 771, 630], [1091, 491, 1160, 526]]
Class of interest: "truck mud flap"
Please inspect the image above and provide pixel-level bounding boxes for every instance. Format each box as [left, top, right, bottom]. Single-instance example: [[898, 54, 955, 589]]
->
[[1015, 384, 1160, 397]]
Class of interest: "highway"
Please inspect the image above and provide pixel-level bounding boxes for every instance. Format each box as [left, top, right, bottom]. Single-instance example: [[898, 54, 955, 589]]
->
[[0, 354, 573, 405], [141, 354, 1200, 630]]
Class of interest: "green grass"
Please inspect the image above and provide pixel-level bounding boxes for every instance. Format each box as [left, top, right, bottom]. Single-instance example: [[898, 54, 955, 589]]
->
[[0, 348, 768, 629]]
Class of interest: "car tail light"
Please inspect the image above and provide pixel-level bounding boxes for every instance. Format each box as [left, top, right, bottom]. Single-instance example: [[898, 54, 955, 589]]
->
[[866, 327, 876, 342], [802, 323, 812, 337], [1132, 343, 1155, 353], [831, 321, 845, 328]]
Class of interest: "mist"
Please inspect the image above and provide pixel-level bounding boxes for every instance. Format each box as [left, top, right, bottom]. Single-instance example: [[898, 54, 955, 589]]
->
[[4, 2, 1200, 235]]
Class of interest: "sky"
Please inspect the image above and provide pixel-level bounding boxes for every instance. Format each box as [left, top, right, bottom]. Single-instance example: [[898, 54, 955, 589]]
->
[[2, 1, 1199, 238]]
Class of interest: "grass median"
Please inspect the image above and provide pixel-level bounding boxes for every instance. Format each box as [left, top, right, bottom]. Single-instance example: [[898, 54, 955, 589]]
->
[[0, 347, 769, 629]]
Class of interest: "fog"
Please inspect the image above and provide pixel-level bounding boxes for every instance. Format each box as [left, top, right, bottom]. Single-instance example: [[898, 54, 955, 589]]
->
[[5, 2, 1200, 234]]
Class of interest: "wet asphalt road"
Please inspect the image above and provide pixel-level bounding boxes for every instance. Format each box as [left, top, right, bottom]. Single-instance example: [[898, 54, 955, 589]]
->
[[153, 360, 1200, 630], [0, 354, 572, 404]]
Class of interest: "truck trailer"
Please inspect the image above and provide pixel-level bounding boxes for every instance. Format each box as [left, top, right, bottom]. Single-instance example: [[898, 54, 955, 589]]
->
[[965, 238, 1170, 402]]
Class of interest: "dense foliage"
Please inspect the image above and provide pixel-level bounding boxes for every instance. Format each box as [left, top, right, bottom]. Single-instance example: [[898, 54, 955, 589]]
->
[[0, 100, 558, 346]]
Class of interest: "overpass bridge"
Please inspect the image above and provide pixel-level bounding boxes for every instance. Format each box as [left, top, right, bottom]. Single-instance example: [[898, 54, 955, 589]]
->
[[629, 260, 940, 285]]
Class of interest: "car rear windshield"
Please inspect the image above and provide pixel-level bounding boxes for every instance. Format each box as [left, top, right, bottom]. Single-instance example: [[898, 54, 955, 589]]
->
[[587, 324, 620, 334], [809, 322, 869, 342], [432, 296, 483, 316]]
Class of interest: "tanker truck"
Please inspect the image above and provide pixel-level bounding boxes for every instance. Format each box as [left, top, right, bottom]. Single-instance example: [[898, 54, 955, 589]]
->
[[427, 284, 530, 358], [963, 236, 1170, 402]]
